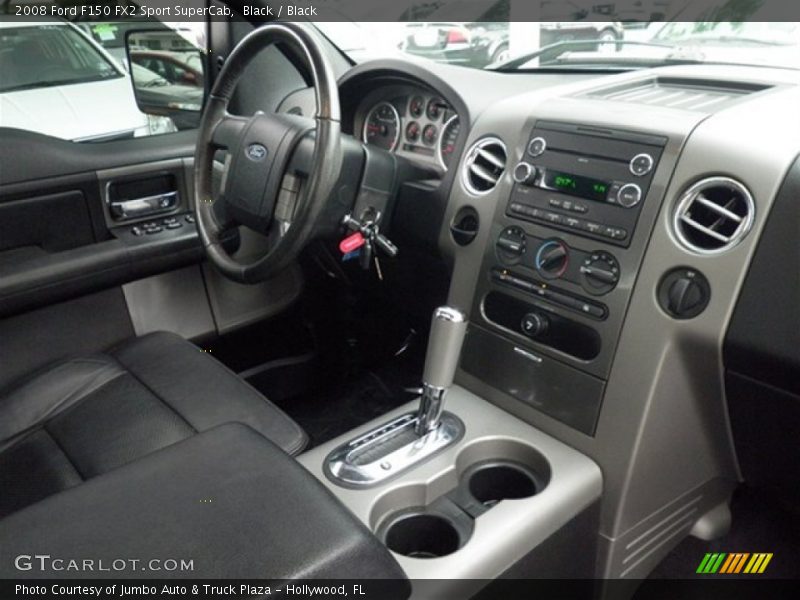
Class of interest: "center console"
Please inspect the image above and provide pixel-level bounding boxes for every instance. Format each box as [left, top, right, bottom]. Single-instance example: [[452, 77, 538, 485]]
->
[[463, 121, 667, 435]]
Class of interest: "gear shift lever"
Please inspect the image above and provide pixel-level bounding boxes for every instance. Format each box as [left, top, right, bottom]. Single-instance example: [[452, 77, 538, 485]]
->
[[325, 306, 467, 487], [416, 307, 467, 435]]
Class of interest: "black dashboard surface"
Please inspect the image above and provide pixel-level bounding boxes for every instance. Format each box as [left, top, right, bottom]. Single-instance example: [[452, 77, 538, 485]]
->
[[725, 154, 800, 397]]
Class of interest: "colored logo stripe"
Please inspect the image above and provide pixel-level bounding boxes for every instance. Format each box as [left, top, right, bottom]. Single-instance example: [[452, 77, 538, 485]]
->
[[697, 552, 773, 574], [697, 553, 726, 573], [719, 553, 749, 573], [744, 553, 773, 574]]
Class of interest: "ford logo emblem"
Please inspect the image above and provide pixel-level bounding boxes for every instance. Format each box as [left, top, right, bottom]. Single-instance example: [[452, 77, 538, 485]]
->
[[246, 143, 268, 161]]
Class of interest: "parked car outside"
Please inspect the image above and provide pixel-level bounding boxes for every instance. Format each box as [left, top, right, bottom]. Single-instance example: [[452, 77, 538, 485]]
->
[[0, 20, 173, 141], [401, 20, 623, 68], [130, 50, 205, 87]]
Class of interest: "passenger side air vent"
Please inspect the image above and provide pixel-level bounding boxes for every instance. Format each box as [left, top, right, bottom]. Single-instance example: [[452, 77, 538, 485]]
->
[[462, 137, 507, 195], [673, 177, 754, 254]]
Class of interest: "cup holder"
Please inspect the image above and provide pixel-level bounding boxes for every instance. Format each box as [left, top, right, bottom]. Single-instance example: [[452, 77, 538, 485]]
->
[[466, 461, 543, 508], [372, 440, 552, 559], [381, 512, 464, 559]]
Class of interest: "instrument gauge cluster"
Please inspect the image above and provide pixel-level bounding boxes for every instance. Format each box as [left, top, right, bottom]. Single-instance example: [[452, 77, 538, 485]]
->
[[359, 88, 462, 172]]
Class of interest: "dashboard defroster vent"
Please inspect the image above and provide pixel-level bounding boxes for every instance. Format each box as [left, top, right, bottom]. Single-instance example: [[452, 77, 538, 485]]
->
[[462, 137, 507, 195], [673, 177, 754, 254]]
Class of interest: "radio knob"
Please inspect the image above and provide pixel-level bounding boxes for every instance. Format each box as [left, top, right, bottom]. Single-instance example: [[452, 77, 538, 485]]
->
[[521, 311, 549, 338], [580, 251, 620, 295], [630, 153, 654, 176], [535, 240, 569, 279], [513, 162, 537, 186], [617, 183, 643, 208], [528, 137, 547, 157]]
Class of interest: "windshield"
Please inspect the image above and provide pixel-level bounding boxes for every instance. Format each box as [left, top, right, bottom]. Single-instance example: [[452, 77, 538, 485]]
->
[[0, 24, 122, 93], [315, 1, 800, 71]]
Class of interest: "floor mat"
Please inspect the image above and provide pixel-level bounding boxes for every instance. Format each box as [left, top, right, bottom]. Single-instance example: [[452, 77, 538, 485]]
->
[[648, 485, 800, 579], [270, 363, 420, 448]]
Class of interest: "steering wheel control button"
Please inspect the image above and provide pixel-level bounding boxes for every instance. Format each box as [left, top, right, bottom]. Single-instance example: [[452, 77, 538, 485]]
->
[[616, 183, 643, 208], [521, 312, 549, 339], [496, 226, 526, 264], [630, 153, 654, 176], [535, 240, 569, 279], [528, 137, 547, 157], [658, 268, 711, 319], [580, 251, 620, 295]]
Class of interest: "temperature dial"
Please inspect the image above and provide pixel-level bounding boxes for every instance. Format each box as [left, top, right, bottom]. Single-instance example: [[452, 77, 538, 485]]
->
[[496, 226, 526, 264], [535, 240, 569, 279], [580, 251, 620, 295]]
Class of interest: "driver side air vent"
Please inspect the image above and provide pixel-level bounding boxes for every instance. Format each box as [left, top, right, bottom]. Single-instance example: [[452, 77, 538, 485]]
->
[[673, 177, 755, 254], [462, 137, 507, 195]]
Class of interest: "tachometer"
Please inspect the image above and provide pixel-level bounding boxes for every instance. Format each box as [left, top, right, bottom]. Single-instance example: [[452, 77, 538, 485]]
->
[[437, 116, 460, 171], [363, 102, 401, 151]]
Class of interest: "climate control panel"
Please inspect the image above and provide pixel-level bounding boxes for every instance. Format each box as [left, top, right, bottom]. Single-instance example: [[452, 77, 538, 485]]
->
[[496, 228, 620, 297]]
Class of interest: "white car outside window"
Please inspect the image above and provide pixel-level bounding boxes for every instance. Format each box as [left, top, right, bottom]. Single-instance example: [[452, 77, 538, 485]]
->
[[0, 20, 174, 142]]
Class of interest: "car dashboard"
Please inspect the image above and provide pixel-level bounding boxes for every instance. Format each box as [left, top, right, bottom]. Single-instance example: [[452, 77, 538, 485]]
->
[[314, 58, 800, 580]]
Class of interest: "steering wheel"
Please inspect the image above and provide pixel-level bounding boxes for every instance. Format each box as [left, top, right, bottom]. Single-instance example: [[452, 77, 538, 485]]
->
[[194, 22, 341, 283]]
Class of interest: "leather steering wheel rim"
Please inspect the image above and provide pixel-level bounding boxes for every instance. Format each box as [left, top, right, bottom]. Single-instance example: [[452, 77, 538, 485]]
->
[[193, 22, 342, 283]]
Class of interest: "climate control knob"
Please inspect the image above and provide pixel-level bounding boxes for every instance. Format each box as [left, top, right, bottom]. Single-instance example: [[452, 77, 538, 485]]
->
[[512, 162, 538, 186], [496, 226, 526, 264], [535, 240, 569, 279], [580, 251, 620, 295], [521, 312, 549, 338]]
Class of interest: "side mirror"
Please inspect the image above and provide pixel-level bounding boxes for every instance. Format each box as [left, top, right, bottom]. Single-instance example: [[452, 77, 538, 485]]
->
[[125, 29, 205, 130]]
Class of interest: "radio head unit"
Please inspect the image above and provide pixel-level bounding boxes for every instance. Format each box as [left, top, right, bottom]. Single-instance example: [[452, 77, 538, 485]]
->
[[507, 121, 667, 247]]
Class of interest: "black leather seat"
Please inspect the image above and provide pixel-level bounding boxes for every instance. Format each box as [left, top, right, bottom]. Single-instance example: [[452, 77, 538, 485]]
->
[[0, 331, 307, 519]]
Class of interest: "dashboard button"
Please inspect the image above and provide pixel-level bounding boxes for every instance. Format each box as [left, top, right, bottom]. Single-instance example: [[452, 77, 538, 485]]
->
[[617, 183, 643, 208], [521, 312, 549, 338], [528, 137, 547, 157], [630, 153, 654, 176], [543, 211, 564, 225], [583, 221, 603, 235], [573, 203, 588, 214], [512, 162, 537, 185]]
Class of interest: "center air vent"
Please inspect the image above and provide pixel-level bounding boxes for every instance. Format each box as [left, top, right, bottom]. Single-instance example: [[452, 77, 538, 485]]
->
[[673, 177, 754, 254], [462, 137, 507, 195]]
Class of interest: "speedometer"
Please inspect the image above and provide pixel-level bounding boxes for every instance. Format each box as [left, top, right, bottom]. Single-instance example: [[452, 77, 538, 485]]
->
[[437, 116, 460, 171], [363, 101, 401, 152]]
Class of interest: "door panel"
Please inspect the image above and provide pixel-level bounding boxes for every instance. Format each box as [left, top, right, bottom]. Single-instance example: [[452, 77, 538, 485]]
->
[[0, 129, 201, 318]]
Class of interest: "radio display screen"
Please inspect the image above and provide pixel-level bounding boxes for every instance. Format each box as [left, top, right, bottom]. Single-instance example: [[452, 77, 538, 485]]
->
[[543, 170, 610, 203]]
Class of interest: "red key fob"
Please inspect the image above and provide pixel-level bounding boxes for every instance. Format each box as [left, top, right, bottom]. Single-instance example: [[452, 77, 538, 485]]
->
[[339, 232, 366, 255]]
